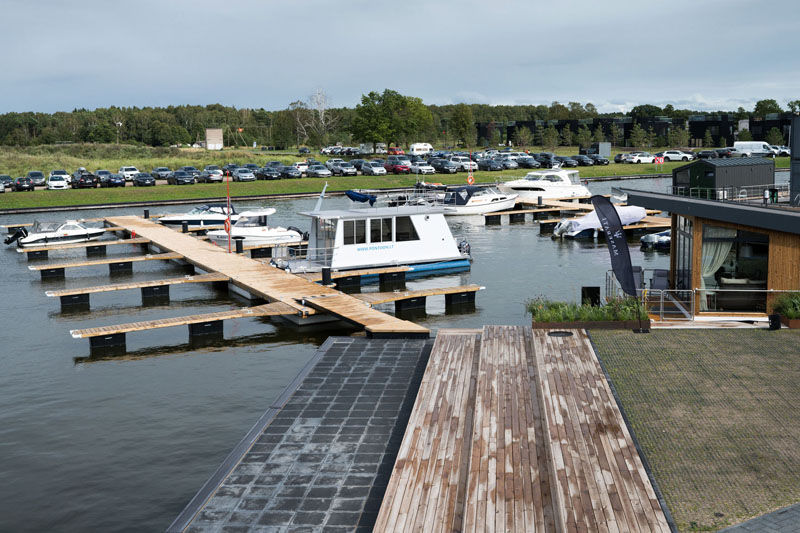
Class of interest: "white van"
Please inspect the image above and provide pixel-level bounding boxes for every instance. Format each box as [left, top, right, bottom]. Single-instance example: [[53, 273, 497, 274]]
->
[[733, 141, 775, 158], [409, 143, 433, 156]]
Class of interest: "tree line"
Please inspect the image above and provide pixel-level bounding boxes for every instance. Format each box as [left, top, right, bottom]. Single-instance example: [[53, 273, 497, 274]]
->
[[0, 92, 796, 149]]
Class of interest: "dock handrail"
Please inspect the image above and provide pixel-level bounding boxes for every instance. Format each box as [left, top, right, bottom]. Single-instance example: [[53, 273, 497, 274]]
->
[[669, 182, 788, 205]]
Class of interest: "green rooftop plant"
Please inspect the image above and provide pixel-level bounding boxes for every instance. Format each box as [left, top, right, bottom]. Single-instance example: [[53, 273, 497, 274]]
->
[[772, 292, 800, 319], [526, 296, 647, 322]]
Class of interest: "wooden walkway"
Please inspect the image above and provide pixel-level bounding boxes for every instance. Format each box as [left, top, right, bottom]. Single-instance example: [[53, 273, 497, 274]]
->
[[104, 216, 429, 337], [16, 237, 150, 253], [45, 273, 229, 297], [376, 326, 670, 532], [27, 252, 183, 271]]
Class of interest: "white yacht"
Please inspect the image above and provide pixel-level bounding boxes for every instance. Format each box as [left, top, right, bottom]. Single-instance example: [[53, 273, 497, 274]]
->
[[206, 208, 305, 248], [273, 186, 471, 276], [158, 203, 240, 227], [497, 169, 590, 201], [414, 184, 518, 215], [5, 220, 105, 247]]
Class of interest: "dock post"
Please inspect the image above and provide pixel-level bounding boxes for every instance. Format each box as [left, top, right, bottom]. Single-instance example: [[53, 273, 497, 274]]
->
[[143, 209, 150, 219], [234, 236, 245, 254], [141, 285, 170, 305], [444, 291, 476, 307], [321, 267, 332, 286], [109, 261, 133, 274], [27, 250, 48, 260], [41, 267, 65, 280], [538, 195, 543, 206], [182, 221, 188, 233], [395, 296, 426, 313], [86, 244, 107, 256], [60, 294, 90, 310], [485, 214, 501, 225], [89, 333, 126, 356], [250, 247, 272, 259]]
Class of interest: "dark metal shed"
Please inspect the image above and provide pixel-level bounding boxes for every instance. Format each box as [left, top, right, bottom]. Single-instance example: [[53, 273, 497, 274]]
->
[[672, 158, 774, 196]]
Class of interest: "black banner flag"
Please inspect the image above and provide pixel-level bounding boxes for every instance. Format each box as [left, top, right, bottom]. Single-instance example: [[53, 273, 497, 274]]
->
[[591, 195, 637, 296]]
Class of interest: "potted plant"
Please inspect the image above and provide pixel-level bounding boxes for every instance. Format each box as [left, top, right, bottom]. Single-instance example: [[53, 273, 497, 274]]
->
[[527, 296, 650, 330], [772, 293, 800, 328]]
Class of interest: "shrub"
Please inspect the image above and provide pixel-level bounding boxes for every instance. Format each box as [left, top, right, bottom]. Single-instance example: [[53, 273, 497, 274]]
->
[[772, 292, 800, 319], [526, 296, 647, 322]]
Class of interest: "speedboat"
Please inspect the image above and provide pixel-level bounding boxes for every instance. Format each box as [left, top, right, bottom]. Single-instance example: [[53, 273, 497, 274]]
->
[[158, 203, 240, 227], [272, 185, 471, 276], [206, 208, 306, 248], [435, 186, 517, 215], [553, 205, 647, 239], [497, 169, 590, 201], [640, 229, 671, 251], [4, 220, 105, 247]]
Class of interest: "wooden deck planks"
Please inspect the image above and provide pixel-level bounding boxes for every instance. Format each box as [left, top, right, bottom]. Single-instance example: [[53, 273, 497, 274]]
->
[[17, 237, 151, 253], [45, 273, 229, 297], [27, 252, 183, 270]]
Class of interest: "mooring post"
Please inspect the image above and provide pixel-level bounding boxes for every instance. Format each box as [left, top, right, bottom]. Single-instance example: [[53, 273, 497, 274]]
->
[[233, 236, 245, 254], [182, 221, 188, 233], [143, 209, 150, 219], [321, 267, 332, 286]]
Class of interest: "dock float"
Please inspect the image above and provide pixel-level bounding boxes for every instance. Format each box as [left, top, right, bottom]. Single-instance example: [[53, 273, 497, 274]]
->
[[27, 252, 184, 279], [352, 284, 483, 312], [17, 237, 151, 259]]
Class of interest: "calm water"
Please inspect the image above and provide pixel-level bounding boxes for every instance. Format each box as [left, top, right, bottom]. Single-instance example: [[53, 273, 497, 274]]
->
[[0, 178, 672, 531]]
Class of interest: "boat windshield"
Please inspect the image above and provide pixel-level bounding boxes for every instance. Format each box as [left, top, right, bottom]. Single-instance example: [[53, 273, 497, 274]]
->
[[32, 221, 61, 232], [567, 171, 581, 185], [234, 215, 267, 228], [187, 206, 211, 214]]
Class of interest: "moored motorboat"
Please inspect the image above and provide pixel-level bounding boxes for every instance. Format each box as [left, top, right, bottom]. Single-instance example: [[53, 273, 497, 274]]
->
[[158, 203, 240, 227], [4, 220, 105, 247], [206, 208, 306, 248], [497, 169, 590, 201], [640, 229, 671, 250], [553, 205, 647, 239]]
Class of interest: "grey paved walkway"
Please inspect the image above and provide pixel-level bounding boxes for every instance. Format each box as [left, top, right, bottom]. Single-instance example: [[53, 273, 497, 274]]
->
[[719, 502, 800, 532], [176, 336, 432, 533]]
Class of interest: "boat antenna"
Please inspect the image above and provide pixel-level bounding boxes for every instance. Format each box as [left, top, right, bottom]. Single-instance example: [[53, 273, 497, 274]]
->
[[312, 183, 328, 213]]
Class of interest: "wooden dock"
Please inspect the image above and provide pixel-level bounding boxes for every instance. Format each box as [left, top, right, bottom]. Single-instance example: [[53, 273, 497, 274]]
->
[[46, 273, 228, 298], [16, 237, 151, 254], [375, 326, 670, 532], [27, 252, 183, 272]]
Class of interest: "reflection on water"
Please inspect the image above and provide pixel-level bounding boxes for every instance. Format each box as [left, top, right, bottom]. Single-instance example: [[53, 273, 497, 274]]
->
[[0, 177, 671, 532]]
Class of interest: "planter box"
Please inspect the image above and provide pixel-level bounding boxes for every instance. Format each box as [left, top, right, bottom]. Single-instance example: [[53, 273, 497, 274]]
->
[[531, 319, 651, 330], [780, 316, 800, 329]]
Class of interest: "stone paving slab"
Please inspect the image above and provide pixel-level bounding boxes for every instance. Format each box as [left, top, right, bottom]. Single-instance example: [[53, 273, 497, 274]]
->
[[175, 336, 432, 533], [719, 502, 800, 532]]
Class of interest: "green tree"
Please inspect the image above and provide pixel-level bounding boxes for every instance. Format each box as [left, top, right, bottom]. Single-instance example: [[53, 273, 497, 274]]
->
[[575, 125, 592, 148], [647, 126, 657, 148], [737, 129, 753, 141], [787, 100, 800, 113], [630, 104, 662, 120], [667, 126, 689, 148], [535, 124, 545, 148], [542, 125, 559, 151], [584, 103, 598, 117], [548, 101, 570, 120], [513, 126, 533, 148], [350, 91, 391, 151], [450, 103, 475, 147], [703, 129, 715, 148], [753, 99, 782, 117], [560, 125, 573, 146], [609, 122, 622, 147], [629, 123, 648, 149], [766, 127, 785, 146], [592, 124, 605, 143]]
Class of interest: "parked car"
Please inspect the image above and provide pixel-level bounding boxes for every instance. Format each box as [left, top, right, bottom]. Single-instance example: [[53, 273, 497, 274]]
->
[[613, 153, 626, 164], [95, 169, 113, 186], [713, 148, 736, 158], [658, 150, 692, 162], [167, 170, 195, 185], [571, 155, 595, 166], [325, 158, 345, 171], [516, 156, 542, 169], [299, 147, 310, 154], [232, 168, 256, 182], [387, 146, 405, 155], [624, 152, 655, 164], [410, 161, 435, 175], [26, 171, 46, 187], [695, 150, 719, 159], [280, 166, 302, 179], [349, 159, 366, 171], [255, 167, 281, 180], [71, 172, 98, 189], [430, 158, 458, 174], [554, 156, 579, 167], [14, 177, 35, 191], [494, 157, 519, 170], [119, 166, 139, 181], [203, 165, 221, 173], [103, 173, 126, 187], [361, 161, 387, 176], [776, 146, 791, 157], [243, 163, 260, 173], [478, 159, 504, 171], [535, 153, 557, 168], [331, 161, 357, 176], [46, 175, 69, 190], [0, 175, 13, 190], [151, 167, 172, 179], [132, 172, 155, 186], [384, 160, 411, 174], [588, 154, 610, 165], [290, 162, 308, 175], [448, 156, 477, 172], [307, 164, 332, 178], [49, 169, 71, 184], [179, 166, 201, 178], [222, 163, 240, 176], [197, 169, 224, 183]]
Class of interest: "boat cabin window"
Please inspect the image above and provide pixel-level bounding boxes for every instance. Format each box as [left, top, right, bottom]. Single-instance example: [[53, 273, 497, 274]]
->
[[235, 215, 266, 227], [369, 218, 393, 243], [61, 224, 81, 231], [343, 219, 367, 245], [395, 216, 419, 242]]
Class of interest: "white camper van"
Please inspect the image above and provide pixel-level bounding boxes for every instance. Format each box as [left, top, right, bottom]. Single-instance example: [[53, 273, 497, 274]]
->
[[409, 143, 433, 156], [733, 141, 775, 158]]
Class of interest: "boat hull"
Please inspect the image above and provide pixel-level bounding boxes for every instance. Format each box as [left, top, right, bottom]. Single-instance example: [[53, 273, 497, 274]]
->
[[442, 196, 517, 215], [207, 230, 303, 248], [18, 230, 105, 248], [496, 186, 589, 201], [159, 216, 238, 227]]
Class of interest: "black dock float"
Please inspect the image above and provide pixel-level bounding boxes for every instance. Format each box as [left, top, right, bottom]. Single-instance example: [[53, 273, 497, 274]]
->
[[168, 336, 433, 533], [141, 285, 169, 300], [334, 274, 361, 289], [379, 270, 405, 285], [394, 296, 426, 313], [250, 247, 272, 259], [485, 214, 502, 225], [108, 261, 133, 274], [188, 320, 224, 338], [509, 213, 526, 223], [89, 333, 126, 356], [445, 290, 477, 306], [60, 293, 90, 310], [40, 267, 65, 280], [86, 244, 107, 256], [27, 249, 48, 260]]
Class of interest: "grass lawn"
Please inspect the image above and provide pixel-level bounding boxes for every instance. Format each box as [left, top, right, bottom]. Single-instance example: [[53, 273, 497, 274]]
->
[[590, 329, 800, 531]]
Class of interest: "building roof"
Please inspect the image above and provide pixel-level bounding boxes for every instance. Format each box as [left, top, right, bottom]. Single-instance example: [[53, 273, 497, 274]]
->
[[622, 189, 800, 235], [673, 157, 774, 173]]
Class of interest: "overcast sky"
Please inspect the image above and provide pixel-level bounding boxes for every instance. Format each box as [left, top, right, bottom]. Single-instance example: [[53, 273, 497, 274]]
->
[[2, 0, 798, 114]]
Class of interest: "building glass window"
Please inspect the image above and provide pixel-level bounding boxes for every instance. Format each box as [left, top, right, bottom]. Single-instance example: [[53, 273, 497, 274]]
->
[[674, 216, 693, 292]]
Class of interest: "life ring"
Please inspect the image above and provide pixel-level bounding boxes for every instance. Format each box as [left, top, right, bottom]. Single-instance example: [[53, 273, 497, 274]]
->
[[467, 175, 475, 185], [224, 219, 231, 233]]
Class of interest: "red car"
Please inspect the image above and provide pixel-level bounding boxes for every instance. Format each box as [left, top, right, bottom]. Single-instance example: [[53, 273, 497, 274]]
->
[[388, 146, 405, 155], [384, 162, 410, 174]]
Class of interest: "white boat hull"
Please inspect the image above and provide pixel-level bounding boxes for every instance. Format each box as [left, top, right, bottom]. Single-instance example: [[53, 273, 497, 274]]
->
[[18, 230, 105, 248], [443, 195, 517, 215], [496, 185, 589, 201], [207, 229, 303, 248]]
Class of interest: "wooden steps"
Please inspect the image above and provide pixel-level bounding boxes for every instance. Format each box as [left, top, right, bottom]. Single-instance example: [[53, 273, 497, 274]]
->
[[377, 326, 670, 532], [17, 237, 150, 253], [45, 273, 229, 297], [70, 302, 297, 338], [27, 252, 183, 271]]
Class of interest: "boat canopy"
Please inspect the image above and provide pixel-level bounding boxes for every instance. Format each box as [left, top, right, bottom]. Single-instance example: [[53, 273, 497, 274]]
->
[[345, 190, 377, 206], [561, 205, 646, 235]]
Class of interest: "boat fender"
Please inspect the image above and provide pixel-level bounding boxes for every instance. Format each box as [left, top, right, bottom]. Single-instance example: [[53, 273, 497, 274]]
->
[[4, 227, 28, 245]]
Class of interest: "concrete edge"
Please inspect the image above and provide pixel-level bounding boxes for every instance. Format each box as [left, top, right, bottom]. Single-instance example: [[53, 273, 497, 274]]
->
[[585, 330, 679, 533], [165, 336, 343, 533]]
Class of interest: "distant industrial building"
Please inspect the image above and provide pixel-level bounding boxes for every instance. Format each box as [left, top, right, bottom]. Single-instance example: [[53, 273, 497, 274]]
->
[[205, 128, 223, 150]]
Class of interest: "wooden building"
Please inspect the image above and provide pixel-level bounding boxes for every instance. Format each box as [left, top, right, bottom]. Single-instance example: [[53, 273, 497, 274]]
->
[[672, 158, 775, 198]]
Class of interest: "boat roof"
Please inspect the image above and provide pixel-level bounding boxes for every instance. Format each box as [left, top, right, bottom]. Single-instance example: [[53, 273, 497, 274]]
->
[[238, 208, 276, 217], [299, 205, 447, 219]]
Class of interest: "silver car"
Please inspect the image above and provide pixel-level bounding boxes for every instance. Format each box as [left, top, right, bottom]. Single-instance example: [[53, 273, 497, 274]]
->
[[232, 168, 256, 182], [362, 161, 387, 176]]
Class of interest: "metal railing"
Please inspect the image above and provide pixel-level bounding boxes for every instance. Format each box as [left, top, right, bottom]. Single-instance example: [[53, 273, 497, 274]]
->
[[669, 183, 789, 205]]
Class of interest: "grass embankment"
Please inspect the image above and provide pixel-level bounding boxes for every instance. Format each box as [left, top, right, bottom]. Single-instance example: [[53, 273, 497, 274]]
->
[[591, 329, 800, 531]]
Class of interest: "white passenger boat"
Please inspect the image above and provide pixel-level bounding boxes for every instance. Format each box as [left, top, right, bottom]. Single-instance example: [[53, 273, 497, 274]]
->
[[497, 169, 590, 201], [158, 203, 240, 227], [413, 184, 518, 215], [553, 205, 647, 239], [4, 220, 105, 247], [206, 208, 306, 248], [273, 186, 471, 276]]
